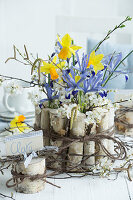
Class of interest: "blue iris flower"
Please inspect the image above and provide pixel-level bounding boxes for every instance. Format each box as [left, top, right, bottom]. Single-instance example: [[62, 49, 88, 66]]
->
[[99, 91, 107, 98], [62, 68, 87, 92], [73, 52, 91, 75], [103, 53, 122, 73], [79, 71, 106, 94], [39, 83, 59, 106]]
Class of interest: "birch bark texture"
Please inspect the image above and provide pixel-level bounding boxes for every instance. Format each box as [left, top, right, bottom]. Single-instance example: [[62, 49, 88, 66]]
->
[[14, 158, 46, 194], [67, 113, 86, 171]]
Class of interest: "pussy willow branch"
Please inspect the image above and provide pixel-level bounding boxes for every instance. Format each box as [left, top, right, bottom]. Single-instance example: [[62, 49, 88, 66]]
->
[[95, 16, 132, 52], [5, 45, 33, 66]]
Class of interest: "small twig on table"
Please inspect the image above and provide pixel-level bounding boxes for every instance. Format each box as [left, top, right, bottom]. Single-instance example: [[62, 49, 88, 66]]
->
[[0, 192, 15, 200]]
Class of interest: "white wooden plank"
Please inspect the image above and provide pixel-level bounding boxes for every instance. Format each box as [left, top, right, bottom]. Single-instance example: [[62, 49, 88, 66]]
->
[[0, 169, 131, 200], [0, 168, 17, 200], [53, 174, 130, 200], [124, 175, 133, 200]]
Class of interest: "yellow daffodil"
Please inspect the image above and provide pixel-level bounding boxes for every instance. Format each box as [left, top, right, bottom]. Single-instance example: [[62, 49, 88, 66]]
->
[[87, 51, 104, 74], [58, 34, 82, 60], [10, 115, 30, 133], [40, 56, 65, 80]]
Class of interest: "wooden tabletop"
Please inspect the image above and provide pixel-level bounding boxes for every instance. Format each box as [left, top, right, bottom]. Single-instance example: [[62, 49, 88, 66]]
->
[[0, 167, 133, 200]]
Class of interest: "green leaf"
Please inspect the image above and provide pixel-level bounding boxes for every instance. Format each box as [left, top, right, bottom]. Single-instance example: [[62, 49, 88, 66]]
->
[[126, 16, 132, 21], [120, 24, 125, 28]]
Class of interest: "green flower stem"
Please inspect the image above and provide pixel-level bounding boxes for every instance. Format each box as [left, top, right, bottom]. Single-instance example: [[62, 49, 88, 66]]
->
[[102, 50, 133, 87]]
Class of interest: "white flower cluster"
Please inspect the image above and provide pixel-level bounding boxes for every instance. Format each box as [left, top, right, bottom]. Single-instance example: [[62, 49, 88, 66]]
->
[[28, 89, 42, 105], [53, 82, 71, 104], [85, 93, 114, 125], [4, 81, 23, 95], [85, 107, 107, 125], [87, 93, 112, 109], [92, 157, 114, 177], [57, 103, 79, 119]]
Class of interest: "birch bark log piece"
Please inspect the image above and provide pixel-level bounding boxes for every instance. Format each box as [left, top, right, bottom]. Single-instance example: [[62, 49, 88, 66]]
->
[[96, 109, 109, 162], [49, 111, 67, 170], [14, 158, 46, 194], [107, 108, 115, 155], [34, 105, 41, 129], [125, 112, 133, 136], [115, 110, 133, 136], [67, 113, 86, 171], [41, 108, 53, 146], [83, 123, 96, 169]]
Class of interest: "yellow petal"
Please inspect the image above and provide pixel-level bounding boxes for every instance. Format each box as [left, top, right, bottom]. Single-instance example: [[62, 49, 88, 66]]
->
[[58, 47, 69, 60], [94, 54, 104, 64], [71, 45, 82, 51], [61, 34, 71, 48], [40, 61, 51, 73], [75, 75, 80, 83], [69, 47, 75, 56], [57, 61, 65, 69], [67, 49, 72, 58], [94, 62, 104, 74], [52, 56, 57, 64], [89, 51, 95, 60]]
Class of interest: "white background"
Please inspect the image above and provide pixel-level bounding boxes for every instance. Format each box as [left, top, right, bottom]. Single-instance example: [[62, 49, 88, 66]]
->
[[0, 0, 133, 80]]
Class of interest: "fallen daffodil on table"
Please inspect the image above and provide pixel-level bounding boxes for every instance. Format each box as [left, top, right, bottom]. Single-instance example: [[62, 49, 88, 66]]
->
[[10, 115, 30, 133]]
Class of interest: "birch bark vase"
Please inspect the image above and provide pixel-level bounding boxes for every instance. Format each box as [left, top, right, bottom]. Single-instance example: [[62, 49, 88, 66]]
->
[[14, 158, 46, 194], [49, 111, 67, 170], [67, 113, 86, 171], [83, 123, 96, 169]]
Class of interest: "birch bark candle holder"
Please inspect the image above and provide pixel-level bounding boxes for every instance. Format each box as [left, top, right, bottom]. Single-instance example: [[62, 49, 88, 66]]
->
[[115, 106, 133, 137], [7, 158, 46, 194]]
